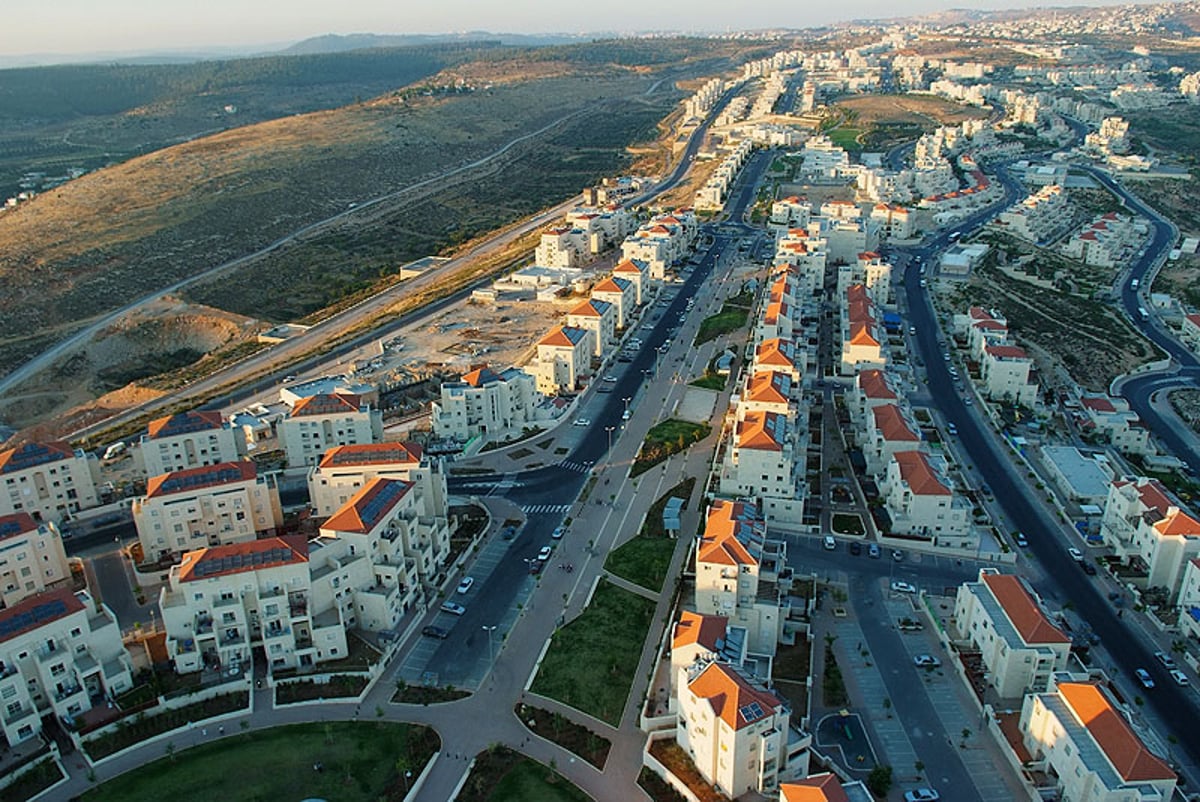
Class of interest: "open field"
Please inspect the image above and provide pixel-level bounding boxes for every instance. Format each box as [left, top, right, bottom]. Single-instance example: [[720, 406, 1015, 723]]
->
[[83, 721, 438, 802], [530, 579, 656, 726], [0, 39, 775, 437]]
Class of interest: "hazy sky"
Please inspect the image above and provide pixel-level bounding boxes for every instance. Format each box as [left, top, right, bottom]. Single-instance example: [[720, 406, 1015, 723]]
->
[[3, 0, 1136, 59]]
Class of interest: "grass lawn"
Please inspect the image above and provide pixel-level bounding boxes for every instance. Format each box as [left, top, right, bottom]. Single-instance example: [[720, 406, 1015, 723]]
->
[[530, 580, 656, 726], [457, 746, 591, 802], [827, 126, 864, 151], [689, 373, 725, 390], [0, 758, 62, 802], [83, 721, 438, 802], [694, 309, 748, 346], [831, 513, 864, 536], [631, 419, 711, 478], [605, 535, 677, 593]]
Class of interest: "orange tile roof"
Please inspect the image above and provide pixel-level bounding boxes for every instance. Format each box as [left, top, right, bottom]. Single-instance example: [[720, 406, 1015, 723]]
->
[[1081, 396, 1117, 413], [763, 301, 789, 326], [290, 393, 363, 417], [0, 440, 75, 475], [0, 512, 39, 541], [613, 259, 643, 274], [873, 404, 918, 442], [539, 326, 588, 348], [177, 535, 308, 583], [755, 338, 796, 369], [698, 500, 759, 566], [736, 411, 786, 451], [981, 572, 1070, 644], [857, 369, 896, 400], [318, 442, 422, 469], [673, 610, 727, 651], [781, 774, 851, 802], [848, 322, 880, 347], [687, 661, 780, 730], [1153, 507, 1200, 538], [744, 372, 791, 405], [461, 366, 501, 387], [1057, 682, 1175, 782], [985, 344, 1029, 360], [322, 477, 414, 534], [146, 410, 223, 439], [894, 451, 950, 496], [0, 588, 85, 644], [568, 299, 610, 318], [593, 276, 630, 294], [145, 461, 257, 498]]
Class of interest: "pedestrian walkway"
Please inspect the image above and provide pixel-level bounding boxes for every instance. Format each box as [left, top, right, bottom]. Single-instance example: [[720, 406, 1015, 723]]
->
[[556, 459, 593, 473], [521, 503, 573, 515]]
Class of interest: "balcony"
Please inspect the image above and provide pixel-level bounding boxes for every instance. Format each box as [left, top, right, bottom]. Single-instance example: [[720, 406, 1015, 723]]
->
[[54, 683, 85, 704], [263, 625, 291, 641], [3, 703, 37, 728], [196, 615, 214, 635], [218, 628, 246, 649]]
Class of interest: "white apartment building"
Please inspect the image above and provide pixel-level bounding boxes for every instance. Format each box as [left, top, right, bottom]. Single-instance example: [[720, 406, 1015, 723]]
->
[[307, 442, 448, 523], [0, 441, 100, 525], [800, 135, 850, 177], [862, 403, 922, 476], [1098, 477, 1200, 601], [757, 299, 795, 346], [719, 412, 805, 526], [997, 184, 1073, 244], [980, 344, 1039, 407], [955, 306, 1009, 359], [847, 369, 898, 430], [132, 461, 283, 563], [870, 203, 914, 240], [694, 500, 788, 655], [566, 299, 616, 358], [677, 660, 807, 798], [431, 365, 540, 443], [158, 536, 338, 675], [669, 611, 748, 709], [612, 258, 648, 305], [841, 284, 886, 376], [1078, 396, 1153, 456], [591, 276, 635, 329], [137, 410, 243, 478], [770, 197, 812, 230], [535, 225, 588, 269], [836, 252, 891, 304], [277, 393, 384, 468], [1180, 314, 1200, 354], [1175, 558, 1200, 641], [1061, 213, 1138, 268], [528, 326, 591, 395], [0, 513, 71, 609], [954, 569, 1071, 698], [881, 451, 971, 542], [1020, 680, 1175, 802], [0, 588, 133, 745]]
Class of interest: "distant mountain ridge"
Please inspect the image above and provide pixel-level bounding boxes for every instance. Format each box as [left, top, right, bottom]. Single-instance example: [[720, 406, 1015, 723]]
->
[[280, 31, 587, 55]]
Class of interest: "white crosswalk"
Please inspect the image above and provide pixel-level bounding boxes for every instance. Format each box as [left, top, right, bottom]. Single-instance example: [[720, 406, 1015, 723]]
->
[[556, 460, 593, 473], [521, 504, 572, 515]]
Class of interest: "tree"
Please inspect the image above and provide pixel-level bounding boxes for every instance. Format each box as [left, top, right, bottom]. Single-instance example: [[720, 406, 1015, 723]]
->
[[866, 765, 893, 798]]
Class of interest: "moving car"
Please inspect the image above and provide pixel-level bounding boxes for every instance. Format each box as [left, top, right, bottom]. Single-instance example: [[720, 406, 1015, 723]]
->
[[1068, 547, 1084, 562], [891, 580, 917, 594], [1014, 532, 1028, 548], [421, 625, 449, 639], [440, 601, 466, 616], [1082, 561, 1097, 576], [912, 655, 941, 669], [1135, 668, 1155, 689], [1170, 669, 1190, 687], [456, 577, 475, 594], [573, 418, 591, 427], [1155, 651, 1177, 669]]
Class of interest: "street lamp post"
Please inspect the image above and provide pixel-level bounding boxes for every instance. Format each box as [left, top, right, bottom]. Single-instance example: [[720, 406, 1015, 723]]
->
[[605, 425, 616, 454], [622, 397, 631, 417], [482, 625, 497, 665]]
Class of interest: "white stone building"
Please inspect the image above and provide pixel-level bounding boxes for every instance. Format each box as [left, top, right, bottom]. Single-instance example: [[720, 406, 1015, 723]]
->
[[278, 393, 384, 468], [566, 299, 616, 357], [432, 365, 540, 443], [0, 513, 71, 609], [137, 410, 243, 478], [528, 326, 592, 395], [0, 441, 100, 525], [307, 442, 447, 523], [881, 451, 971, 543]]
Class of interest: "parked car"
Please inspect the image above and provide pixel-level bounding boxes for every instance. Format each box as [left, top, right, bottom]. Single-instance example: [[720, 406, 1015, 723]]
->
[[905, 790, 940, 802], [421, 625, 449, 639], [456, 577, 475, 595], [849, 541, 862, 556], [1014, 532, 1029, 548], [440, 601, 466, 616], [1155, 651, 1177, 669], [912, 655, 941, 669], [892, 549, 904, 562], [573, 418, 591, 427], [1135, 668, 1155, 689], [528, 560, 543, 576], [868, 544, 881, 559], [501, 526, 517, 540], [1170, 669, 1190, 687], [1082, 561, 1097, 576], [822, 535, 836, 551], [537, 545, 553, 561], [551, 526, 565, 540], [891, 580, 917, 594]]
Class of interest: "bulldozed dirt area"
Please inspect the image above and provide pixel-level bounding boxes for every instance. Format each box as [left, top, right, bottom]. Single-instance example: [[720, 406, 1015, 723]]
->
[[0, 298, 259, 434], [835, 94, 991, 128]]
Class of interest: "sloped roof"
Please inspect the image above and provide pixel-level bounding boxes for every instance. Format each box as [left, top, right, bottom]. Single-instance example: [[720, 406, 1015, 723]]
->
[[145, 461, 256, 498], [873, 404, 918, 442], [673, 610, 727, 651], [461, 366, 502, 387], [0, 588, 85, 645], [1153, 507, 1200, 538], [1081, 396, 1117, 414], [568, 299, 612, 318], [894, 451, 950, 496], [857, 369, 896, 400], [178, 535, 308, 583], [147, 410, 223, 439], [781, 774, 851, 802], [539, 326, 589, 348], [593, 276, 631, 294], [698, 500, 760, 567], [744, 371, 791, 405], [0, 441, 74, 475], [736, 411, 786, 451], [985, 344, 1029, 360], [290, 393, 363, 417], [613, 259, 644, 274], [687, 661, 780, 730], [322, 477, 414, 534], [318, 442, 422, 469], [0, 512, 39, 541], [981, 572, 1070, 645], [756, 338, 796, 369], [1057, 682, 1175, 782]]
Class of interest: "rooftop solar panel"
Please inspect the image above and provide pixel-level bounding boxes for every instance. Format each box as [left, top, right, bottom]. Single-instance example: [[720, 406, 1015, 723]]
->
[[0, 598, 70, 640]]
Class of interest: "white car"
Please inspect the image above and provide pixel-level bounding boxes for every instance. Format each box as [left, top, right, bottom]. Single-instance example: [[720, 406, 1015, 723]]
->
[[573, 418, 590, 427], [912, 655, 941, 669], [1155, 651, 1176, 669], [1170, 669, 1190, 686], [456, 577, 475, 595], [551, 526, 565, 540], [1135, 668, 1155, 689], [537, 546, 553, 561], [904, 790, 940, 802], [440, 601, 466, 616], [1068, 547, 1084, 562], [891, 580, 917, 594]]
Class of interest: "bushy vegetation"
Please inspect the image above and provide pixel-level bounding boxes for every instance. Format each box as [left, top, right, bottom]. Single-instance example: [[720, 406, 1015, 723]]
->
[[631, 419, 711, 477]]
